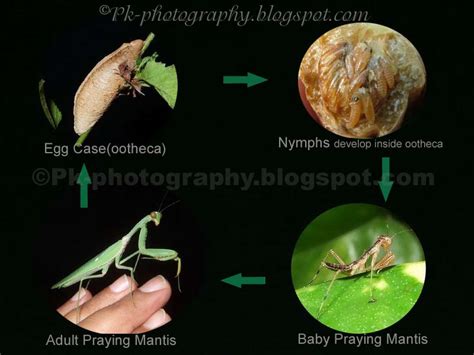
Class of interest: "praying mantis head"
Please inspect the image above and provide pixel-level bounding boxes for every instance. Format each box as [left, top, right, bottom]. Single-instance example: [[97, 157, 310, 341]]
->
[[149, 211, 162, 226], [150, 199, 180, 226], [379, 227, 414, 251], [377, 235, 393, 251]]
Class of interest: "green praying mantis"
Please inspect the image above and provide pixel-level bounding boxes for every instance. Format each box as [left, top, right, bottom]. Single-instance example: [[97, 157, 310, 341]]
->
[[52, 209, 181, 321]]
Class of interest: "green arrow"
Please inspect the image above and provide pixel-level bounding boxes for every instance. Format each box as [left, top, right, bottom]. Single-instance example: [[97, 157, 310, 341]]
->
[[222, 273, 266, 288], [77, 163, 91, 208], [223, 72, 267, 88], [377, 157, 394, 202]]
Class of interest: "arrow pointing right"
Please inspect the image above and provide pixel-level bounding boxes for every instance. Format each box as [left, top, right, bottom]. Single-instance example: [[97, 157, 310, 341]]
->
[[223, 72, 267, 88]]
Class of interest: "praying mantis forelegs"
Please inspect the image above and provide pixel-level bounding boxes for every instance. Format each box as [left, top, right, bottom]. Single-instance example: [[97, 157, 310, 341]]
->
[[375, 251, 395, 272], [368, 250, 396, 302], [136, 223, 183, 292], [141, 251, 182, 292]]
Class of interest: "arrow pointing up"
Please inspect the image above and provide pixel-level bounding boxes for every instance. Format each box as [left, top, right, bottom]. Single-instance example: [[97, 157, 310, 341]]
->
[[377, 157, 394, 202], [77, 163, 91, 208]]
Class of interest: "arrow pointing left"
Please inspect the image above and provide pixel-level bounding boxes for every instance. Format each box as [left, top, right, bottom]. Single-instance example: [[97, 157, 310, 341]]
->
[[222, 273, 266, 288], [77, 163, 91, 208]]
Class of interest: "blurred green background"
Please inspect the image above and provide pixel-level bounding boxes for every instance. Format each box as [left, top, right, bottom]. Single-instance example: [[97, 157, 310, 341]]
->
[[291, 204, 425, 289]]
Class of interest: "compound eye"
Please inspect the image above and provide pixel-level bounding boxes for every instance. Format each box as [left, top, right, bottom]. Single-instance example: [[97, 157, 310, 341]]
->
[[150, 211, 157, 218]]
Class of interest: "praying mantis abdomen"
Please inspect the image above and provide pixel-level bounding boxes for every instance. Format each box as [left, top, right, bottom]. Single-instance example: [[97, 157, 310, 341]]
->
[[51, 237, 127, 289]]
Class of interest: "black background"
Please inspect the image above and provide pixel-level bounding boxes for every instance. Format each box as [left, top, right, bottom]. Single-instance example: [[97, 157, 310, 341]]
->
[[2, 0, 472, 354]]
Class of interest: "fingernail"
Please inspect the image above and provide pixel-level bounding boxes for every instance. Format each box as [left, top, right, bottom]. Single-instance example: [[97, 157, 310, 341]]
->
[[139, 275, 167, 293], [142, 309, 171, 330], [109, 275, 131, 293], [70, 288, 87, 301]]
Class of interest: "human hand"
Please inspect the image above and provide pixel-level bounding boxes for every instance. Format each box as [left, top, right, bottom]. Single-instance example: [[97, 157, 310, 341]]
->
[[57, 274, 172, 333]]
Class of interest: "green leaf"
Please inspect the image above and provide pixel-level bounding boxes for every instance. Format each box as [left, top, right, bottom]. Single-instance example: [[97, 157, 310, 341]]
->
[[38, 79, 62, 129], [136, 56, 178, 109], [296, 262, 425, 333], [49, 99, 62, 127], [136, 53, 158, 72]]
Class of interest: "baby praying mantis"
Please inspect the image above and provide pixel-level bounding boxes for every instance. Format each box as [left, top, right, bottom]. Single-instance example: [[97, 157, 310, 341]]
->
[[52, 209, 181, 321], [305, 229, 411, 318]]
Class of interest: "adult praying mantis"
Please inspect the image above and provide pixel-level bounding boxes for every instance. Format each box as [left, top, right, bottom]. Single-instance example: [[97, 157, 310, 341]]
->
[[305, 229, 411, 319], [52, 208, 181, 321]]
